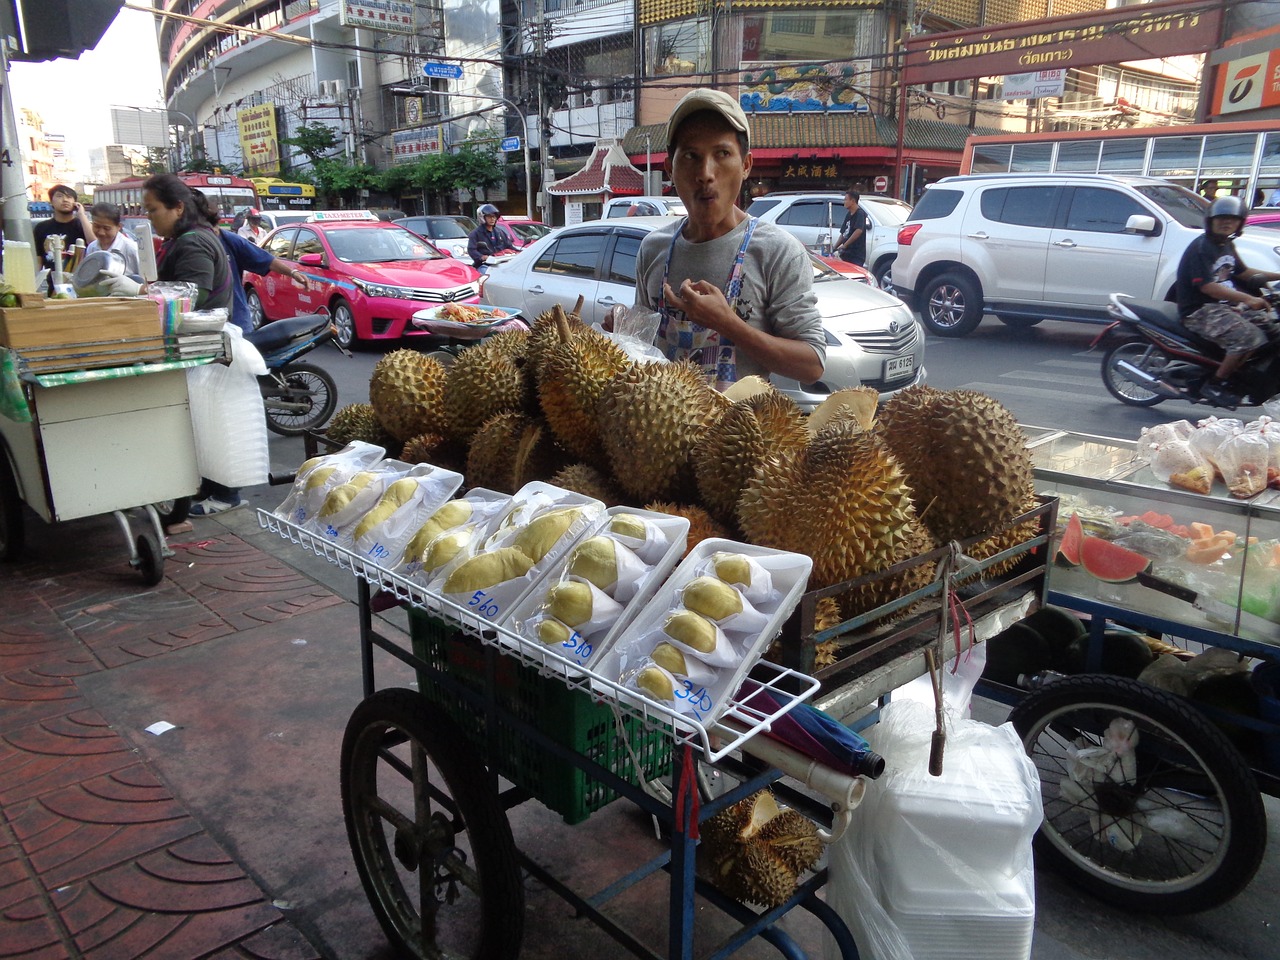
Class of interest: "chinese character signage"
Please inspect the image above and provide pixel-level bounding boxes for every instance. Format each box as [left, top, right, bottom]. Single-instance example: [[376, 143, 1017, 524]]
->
[[339, 1, 415, 35], [392, 126, 443, 163], [237, 103, 280, 176]]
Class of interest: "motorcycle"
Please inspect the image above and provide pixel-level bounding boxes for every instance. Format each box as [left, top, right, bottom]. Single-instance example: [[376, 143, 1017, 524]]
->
[[245, 313, 346, 436], [1095, 286, 1280, 410]]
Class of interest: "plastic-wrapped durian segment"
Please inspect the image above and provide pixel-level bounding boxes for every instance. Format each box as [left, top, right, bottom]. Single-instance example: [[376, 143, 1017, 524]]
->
[[681, 577, 771, 634], [704, 551, 777, 605], [565, 535, 649, 603], [606, 512, 669, 564], [541, 578, 623, 638]]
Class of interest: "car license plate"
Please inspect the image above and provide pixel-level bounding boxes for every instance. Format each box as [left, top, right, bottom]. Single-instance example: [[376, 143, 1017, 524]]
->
[[884, 355, 914, 381]]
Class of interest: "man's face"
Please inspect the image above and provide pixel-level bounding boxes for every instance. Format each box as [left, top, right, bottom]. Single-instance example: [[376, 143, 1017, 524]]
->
[[1210, 215, 1242, 240], [844, 196, 858, 213], [483, 213, 498, 228], [666, 114, 751, 230], [51, 191, 76, 214]]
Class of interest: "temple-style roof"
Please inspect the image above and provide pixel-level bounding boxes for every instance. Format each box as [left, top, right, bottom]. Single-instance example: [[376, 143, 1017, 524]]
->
[[546, 139, 645, 197]]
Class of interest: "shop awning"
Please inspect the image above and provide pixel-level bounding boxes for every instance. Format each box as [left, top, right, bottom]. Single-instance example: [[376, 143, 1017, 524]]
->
[[546, 139, 645, 198]]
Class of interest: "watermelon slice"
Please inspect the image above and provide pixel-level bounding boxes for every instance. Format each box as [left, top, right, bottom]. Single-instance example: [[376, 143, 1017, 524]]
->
[[1057, 512, 1084, 566], [1080, 535, 1150, 583]]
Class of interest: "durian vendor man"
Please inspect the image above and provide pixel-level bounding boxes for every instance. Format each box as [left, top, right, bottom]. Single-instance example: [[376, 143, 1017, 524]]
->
[[634, 89, 826, 391]]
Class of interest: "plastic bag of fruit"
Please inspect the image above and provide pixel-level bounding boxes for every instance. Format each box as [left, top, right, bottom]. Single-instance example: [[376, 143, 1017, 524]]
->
[[1148, 438, 1213, 495], [1213, 430, 1270, 498]]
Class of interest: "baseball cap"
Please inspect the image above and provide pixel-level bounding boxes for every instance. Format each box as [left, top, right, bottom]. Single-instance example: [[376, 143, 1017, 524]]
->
[[666, 89, 750, 152]]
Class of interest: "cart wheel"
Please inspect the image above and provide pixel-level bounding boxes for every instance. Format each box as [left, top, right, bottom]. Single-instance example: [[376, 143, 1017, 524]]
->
[[135, 530, 164, 586], [0, 450, 23, 561], [341, 688, 524, 960], [156, 497, 191, 526], [1009, 674, 1265, 913]]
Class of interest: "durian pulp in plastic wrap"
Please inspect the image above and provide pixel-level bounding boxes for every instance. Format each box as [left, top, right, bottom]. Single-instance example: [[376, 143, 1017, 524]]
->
[[349, 468, 465, 565], [313, 460, 422, 542], [396, 492, 508, 579], [605, 513, 668, 564], [567, 535, 649, 603], [532, 578, 624, 640], [274, 442, 386, 527], [697, 551, 777, 606], [679, 576, 771, 634]]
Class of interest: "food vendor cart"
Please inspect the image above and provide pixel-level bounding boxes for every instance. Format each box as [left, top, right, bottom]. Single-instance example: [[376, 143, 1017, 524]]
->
[[0, 296, 222, 583]]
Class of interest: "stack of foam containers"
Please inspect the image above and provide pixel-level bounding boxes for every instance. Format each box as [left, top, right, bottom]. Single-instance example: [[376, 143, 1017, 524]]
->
[[867, 735, 1039, 960]]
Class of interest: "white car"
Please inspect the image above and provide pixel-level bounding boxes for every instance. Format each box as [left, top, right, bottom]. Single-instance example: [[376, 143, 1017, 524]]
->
[[893, 173, 1280, 337], [745, 192, 912, 293], [602, 196, 687, 218], [481, 218, 926, 409]]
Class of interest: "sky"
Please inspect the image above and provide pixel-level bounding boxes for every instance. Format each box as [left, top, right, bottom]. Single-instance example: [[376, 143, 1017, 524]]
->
[[9, 7, 165, 169]]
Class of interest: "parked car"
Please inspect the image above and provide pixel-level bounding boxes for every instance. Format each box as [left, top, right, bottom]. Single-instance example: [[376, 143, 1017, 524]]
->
[[245, 217, 481, 349], [745, 192, 912, 292], [481, 218, 925, 408], [602, 196, 687, 218], [393, 214, 478, 260], [1247, 210, 1280, 232], [501, 217, 551, 248], [894, 173, 1280, 337], [814, 255, 878, 287]]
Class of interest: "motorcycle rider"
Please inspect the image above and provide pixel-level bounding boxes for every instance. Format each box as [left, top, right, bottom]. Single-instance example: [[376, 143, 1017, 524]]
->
[[1175, 195, 1280, 405], [466, 203, 516, 272]]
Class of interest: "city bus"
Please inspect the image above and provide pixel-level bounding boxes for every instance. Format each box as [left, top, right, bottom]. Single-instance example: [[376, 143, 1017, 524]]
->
[[961, 120, 1280, 207], [250, 177, 316, 213], [93, 172, 259, 218]]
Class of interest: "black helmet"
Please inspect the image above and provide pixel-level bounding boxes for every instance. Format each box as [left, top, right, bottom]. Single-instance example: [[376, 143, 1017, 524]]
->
[[478, 203, 500, 217], [1206, 196, 1246, 238]]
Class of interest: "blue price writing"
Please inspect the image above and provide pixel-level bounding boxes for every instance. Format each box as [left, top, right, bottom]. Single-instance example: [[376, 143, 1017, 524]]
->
[[324, 524, 339, 537], [366, 543, 390, 561], [468, 590, 501, 618], [675, 680, 713, 719], [561, 630, 592, 661]]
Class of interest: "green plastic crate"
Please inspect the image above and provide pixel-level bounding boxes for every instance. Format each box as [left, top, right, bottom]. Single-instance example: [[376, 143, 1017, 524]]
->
[[407, 608, 671, 824]]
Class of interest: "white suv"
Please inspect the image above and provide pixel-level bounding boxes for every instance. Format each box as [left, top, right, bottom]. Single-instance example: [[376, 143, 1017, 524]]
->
[[746, 192, 912, 291], [602, 196, 686, 218], [893, 173, 1280, 337]]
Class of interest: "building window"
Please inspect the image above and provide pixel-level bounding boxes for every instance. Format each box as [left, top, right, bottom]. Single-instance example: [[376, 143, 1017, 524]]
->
[[773, 16, 816, 36]]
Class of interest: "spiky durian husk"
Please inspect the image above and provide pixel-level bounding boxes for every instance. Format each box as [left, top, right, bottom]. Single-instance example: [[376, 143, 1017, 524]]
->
[[738, 424, 931, 617], [598, 361, 724, 502], [550, 463, 624, 506], [878, 387, 1034, 545], [956, 495, 1042, 582], [645, 501, 732, 557], [327, 403, 395, 448], [756, 810, 823, 875], [367, 349, 448, 442], [539, 326, 632, 462], [443, 339, 528, 442], [694, 391, 808, 524], [526, 306, 585, 382], [483, 328, 530, 361], [400, 430, 466, 474], [806, 386, 880, 438], [466, 412, 560, 494], [701, 792, 818, 908]]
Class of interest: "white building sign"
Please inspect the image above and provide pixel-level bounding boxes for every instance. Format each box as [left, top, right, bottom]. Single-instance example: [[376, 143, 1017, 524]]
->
[[1002, 69, 1067, 101], [339, 1, 416, 35], [392, 126, 443, 162]]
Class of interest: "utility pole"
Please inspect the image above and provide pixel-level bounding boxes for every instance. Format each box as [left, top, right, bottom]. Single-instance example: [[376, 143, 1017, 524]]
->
[[535, 4, 554, 226]]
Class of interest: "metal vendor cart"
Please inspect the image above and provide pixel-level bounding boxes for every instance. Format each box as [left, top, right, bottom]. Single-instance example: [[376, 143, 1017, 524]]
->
[[257, 474, 1056, 959], [0, 349, 220, 584]]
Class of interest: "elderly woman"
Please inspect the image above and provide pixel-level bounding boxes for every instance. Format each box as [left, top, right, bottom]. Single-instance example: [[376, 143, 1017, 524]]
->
[[84, 201, 142, 277]]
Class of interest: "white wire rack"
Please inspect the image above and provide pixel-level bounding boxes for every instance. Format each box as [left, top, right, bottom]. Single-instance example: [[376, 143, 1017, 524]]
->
[[258, 509, 822, 762]]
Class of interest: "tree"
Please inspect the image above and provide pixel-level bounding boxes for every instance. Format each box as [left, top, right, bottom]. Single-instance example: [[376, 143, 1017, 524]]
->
[[142, 148, 169, 175], [312, 157, 380, 206], [280, 123, 342, 168], [448, 139, 504, 196]]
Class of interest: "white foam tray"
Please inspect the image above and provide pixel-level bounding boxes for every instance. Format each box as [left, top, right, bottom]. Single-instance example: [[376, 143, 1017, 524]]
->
[[504, 506, 690, 677], [592, 538, 813, 729]]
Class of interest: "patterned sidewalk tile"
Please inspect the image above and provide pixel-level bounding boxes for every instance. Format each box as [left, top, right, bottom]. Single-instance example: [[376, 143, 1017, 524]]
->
[[0, 711, 134, 807], [0, 673, 85, 737]]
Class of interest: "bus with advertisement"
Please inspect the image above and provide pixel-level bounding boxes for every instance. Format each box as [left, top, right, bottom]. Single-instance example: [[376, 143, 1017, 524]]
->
[[961, 120, 1280, 208], [93, 172, 260, 218], [250, 177, 317, 212]]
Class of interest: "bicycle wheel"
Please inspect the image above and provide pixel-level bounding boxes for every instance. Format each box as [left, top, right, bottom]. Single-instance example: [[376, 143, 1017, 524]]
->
[[262, 362, 338, 436], [1009, 674, 1265, 914], [341, 688, 524, 960]]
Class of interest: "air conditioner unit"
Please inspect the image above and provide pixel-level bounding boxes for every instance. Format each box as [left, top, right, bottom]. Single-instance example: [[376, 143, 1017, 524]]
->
[[317, 80, 334, 100], [332, 79, 346, 97]]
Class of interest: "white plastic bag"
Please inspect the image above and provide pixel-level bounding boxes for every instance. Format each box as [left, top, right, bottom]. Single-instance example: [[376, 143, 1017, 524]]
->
[[185, 325, 269, 488]]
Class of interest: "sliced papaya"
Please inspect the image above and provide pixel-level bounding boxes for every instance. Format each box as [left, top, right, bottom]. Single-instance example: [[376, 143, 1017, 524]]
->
[[1190, 522, 1215, 540], [1057, 512, 1084, 567], [1185, 535, 1234, 564], [1079, 535, 1150, 583]]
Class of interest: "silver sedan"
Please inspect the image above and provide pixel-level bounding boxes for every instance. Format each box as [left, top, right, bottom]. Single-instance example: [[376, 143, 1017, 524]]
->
[[481, 217, 926, 409]]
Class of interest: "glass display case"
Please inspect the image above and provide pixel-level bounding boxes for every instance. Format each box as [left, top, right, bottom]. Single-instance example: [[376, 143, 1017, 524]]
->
[[1025, 427, 1280, 650]]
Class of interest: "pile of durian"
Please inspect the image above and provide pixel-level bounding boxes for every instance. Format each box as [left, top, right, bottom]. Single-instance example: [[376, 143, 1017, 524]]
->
[[700, 790, 823, 907], [329, 301, 1037, 650]]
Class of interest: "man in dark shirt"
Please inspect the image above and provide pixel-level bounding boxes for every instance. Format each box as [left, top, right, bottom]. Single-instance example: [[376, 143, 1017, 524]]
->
[[32, 184, 92, 291], [466, 203, 516, 271], [835, 188, 870, 266], [1175, 196, 1280, 404]]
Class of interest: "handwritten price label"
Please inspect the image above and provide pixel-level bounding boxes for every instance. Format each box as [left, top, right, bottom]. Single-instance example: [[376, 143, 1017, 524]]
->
[[675, 680, 713, 720], [559, 629, 593, 664], [468, 589, 502, 619]]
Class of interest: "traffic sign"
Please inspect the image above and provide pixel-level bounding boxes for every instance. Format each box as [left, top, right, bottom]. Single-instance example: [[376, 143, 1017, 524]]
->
[[423, 62, 463, 80], [500, 136, 521, 152], [873, 175, 889, 193]]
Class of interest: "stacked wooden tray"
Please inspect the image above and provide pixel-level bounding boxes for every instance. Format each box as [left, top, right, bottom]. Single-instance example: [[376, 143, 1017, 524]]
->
[[0, 296, 166, 373]]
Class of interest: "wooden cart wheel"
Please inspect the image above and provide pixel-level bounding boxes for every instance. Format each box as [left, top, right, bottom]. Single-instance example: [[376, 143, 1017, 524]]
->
[[341, 688, 524, 960], [135, 530, 164, 586], [1010, 674, 1265, 914], [0, 450, 24, 561]]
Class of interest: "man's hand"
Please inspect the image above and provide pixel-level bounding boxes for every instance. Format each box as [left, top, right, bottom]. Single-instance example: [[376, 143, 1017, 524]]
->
[[1245, 295, 1269, 311], [662, 279, 738, 334]]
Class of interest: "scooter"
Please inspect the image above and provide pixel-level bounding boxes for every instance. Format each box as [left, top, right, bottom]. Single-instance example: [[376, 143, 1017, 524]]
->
[[245, 313, 347, 436], [1094, 287, 1280, 410]]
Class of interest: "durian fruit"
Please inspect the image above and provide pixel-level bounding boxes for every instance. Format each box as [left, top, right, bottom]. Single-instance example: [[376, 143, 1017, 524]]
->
[[609, 513, 648, 540], [400, 431, 467, 474], [693, 390, 808, 524], [511, 507, 582, 562], [443, 338, 528, 442], [545, 580, 593, 626], [682, 576, 743, 621], [318, 471, 378, 519], [536, 618, 572, 646], [403, 499, 474, 564], [467, 412, 560, 494], [636, 665, 675, 701], [700, 791, 821, 908], [877, 387, 1035, 545], [958, 494, 1042, 581], [650, 642, 688, 676], [483, 328, 530, 361], [712, 553, 753, 589], [645, 502, 730, 558], [327, 403, 394, 448], [525, 297, 585, 382], [351, 477, 419, 541], [367, 349, 448, 441], [566, 536, 619, 592], [442, 546, 534, 594], [737, 423, 933, 618], [765, 596, 842, 670], [538, 306, 632, 462], [422, 529, 473, 574], [550, 464, 624, 506], [598, 361, 726, 502], [806, 386, 879, 437], [662, 610, 717, 653], [721, 375, 774, 404]]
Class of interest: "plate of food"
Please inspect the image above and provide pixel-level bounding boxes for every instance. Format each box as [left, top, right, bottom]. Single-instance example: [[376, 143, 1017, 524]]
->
[[411, 303, 521, 327]]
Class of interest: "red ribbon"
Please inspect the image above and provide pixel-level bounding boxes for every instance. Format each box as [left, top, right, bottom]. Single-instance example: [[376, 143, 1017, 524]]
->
[[672, 743, 700, 840]]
